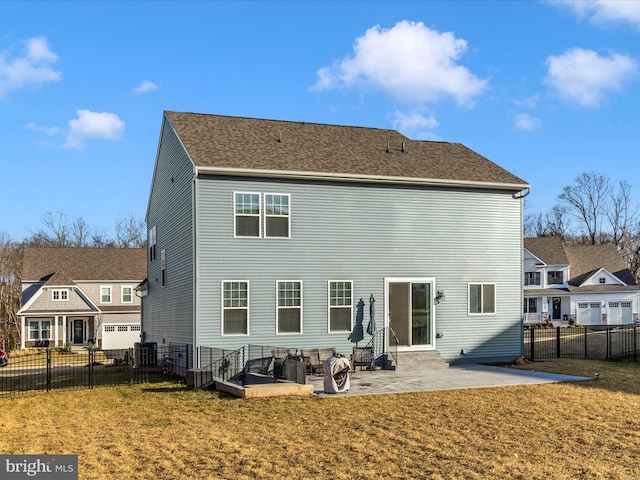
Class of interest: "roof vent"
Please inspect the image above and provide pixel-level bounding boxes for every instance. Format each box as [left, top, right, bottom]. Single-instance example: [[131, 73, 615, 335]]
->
[[402, 142, 406, 153], [277, 132, 282, 143], [386, 141, 390, 153]]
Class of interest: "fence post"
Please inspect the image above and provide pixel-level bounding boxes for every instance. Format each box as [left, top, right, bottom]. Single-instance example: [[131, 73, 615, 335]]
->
[[635, 327, 638, 362], [556, 327, 561, 359], [606, 328, 611, 360], [584, 327, 587, 358], [530, 327, 535, 361], [46, 349, 51, 393], [89, 350, 94, 389]]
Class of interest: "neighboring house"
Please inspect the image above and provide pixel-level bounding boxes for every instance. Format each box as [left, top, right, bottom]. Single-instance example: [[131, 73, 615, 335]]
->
[[523, 237, 640, 326], [18, 247, 146, 349], [141, 111, 529, 365]]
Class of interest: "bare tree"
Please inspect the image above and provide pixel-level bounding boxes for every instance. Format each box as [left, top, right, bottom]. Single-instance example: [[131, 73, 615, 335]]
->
[[605, 180, 637, 247], [524, 204, 570, 239], [41, 211, 71, 246], [115, 214, 146, 248], [558, 172, 610, 245], [0, 233, 22, 349], [70, 217, 91, 247]]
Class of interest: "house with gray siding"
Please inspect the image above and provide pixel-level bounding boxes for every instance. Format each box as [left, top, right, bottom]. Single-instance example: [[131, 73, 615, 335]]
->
[[141, 111, 529, 367], [524, 237, 639, 325], [18, 247, 146, 349]]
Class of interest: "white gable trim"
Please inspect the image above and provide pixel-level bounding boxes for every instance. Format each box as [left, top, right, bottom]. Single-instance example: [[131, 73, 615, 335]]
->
[[523, 248, 546, 266], [579, 267, 627, 287]]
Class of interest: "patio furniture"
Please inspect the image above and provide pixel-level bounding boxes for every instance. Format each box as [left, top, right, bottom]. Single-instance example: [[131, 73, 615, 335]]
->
[[351, 346, 374, 371], [300, 347, 337, 373]]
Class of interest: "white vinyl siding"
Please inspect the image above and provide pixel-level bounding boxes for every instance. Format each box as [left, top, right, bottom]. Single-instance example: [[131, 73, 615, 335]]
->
[[222, 281, 249, 335], [277, 281, 302, 334], [469, 283, 496, 315]]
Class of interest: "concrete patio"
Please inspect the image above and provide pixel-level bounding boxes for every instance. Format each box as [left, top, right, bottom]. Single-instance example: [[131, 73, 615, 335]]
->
[[306, 364, 593, 397]]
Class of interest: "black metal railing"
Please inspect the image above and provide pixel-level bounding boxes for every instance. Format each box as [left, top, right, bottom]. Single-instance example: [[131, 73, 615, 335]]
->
[[0, 344, 189, 396], [197, 346, 245, 385], [524, 326, 640, 361]]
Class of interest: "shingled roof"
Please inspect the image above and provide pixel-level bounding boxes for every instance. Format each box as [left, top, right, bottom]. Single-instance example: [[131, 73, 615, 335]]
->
[[565, 244, 636, 286], [524, 237, 637, 287], [164, 111, 528, 189], [22, 247, 146, 282], [524, 237, 569, 265]]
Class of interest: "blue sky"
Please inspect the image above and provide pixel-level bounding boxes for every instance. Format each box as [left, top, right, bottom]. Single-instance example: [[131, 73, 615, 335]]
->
[[2, 1, 640, 241]]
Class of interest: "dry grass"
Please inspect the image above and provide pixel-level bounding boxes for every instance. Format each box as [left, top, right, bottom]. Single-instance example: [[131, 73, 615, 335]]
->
[[1, 359, 640, 479]]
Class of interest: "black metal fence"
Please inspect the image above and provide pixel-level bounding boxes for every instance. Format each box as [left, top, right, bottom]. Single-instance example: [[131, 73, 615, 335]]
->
[[524, 325, 640, 361], [0, 344, 191, 396]]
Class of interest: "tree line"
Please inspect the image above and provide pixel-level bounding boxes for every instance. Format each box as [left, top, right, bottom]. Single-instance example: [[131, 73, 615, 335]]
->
[[525, 171, 640, 280], [0, 212, 146, 350]]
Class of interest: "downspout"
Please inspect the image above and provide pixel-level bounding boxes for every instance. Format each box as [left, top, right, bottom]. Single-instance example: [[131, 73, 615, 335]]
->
[[515, 187, 530, 359]]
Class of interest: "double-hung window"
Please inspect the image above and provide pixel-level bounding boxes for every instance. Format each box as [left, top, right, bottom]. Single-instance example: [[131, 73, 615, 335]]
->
[[121, 286, 133, 303], [29, 320, 51, 341], [328, 281, 352, 332], [234, 193, 261, 237], [101, 286, 112, 303], [468, 283, 496, 315], [277, 281, 302, 334], [149, 226, 157, 262], [265, 193, 290, 238], [222, 281, 249, 335]]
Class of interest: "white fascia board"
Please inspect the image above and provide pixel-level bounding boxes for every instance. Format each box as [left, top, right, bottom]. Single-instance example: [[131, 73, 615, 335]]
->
[[196, 166, 530, 192]]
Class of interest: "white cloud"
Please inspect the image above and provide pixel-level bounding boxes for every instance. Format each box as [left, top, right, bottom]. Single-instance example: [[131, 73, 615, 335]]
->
[[312, 20, 487, 106], [0, 36, 62, 98], [544, 48, 637, 107], [514, 113, 541, 131], [134, 80, 158, 94], [392, 110, 439, 136], [26, 122, 62, 136], [557, 0, 640, 28], [63, 110, 125, 149]]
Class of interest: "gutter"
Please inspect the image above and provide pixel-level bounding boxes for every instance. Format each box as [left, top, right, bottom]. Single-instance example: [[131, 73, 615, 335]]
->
[[195, 166, 530, 192]]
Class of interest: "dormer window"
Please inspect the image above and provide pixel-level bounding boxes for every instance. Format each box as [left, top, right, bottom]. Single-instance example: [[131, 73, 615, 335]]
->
[[52, 289, 69, 301], [547, 271, 563, 284], [599, 277, 606, 284]]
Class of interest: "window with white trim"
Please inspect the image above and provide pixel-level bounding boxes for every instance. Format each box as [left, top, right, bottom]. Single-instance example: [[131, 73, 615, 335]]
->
[[222, 281, 249, 335], [329, 281, 352, 332], [234, 192, 261, 237], [524, 272, 540, 286], [52, 289, 69, 301], [524, 298, 537, 313], [599, 277, 606, 284], [468, 283, 496, 314], [101, 286, 112, 303], [265, 193, 290, 238], [121, 286, 133, 303], [149, 226, 157, 262], [29, 320, 51, 340], [277, 281, 302, 334], [547, 271, 563, 284]]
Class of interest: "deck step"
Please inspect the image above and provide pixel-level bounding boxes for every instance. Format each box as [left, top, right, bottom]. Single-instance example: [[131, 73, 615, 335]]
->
[[393, 351, 449, 371]]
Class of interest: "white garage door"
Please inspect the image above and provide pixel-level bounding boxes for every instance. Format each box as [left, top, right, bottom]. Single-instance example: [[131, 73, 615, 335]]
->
[[102, 324, 141, 350], [608, 301, 633, 325], [577, 303, 602, 325]]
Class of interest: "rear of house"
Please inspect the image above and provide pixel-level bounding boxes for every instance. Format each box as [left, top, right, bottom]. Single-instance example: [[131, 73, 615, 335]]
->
[[18, 247, 146, 349], [142, 111, 530, 367]]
